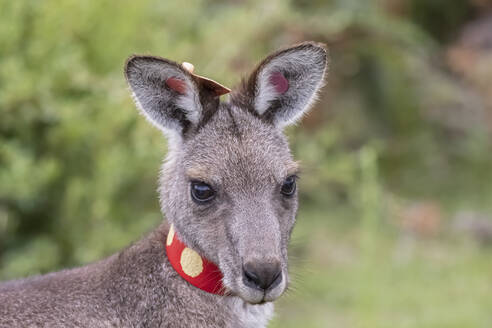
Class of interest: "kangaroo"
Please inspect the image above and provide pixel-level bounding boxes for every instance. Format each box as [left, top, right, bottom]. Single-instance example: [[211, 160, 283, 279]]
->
[[0, 42, 328, 328]]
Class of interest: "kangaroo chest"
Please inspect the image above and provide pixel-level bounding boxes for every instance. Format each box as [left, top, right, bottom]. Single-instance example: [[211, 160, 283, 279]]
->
[[226, 298, 274, 328]]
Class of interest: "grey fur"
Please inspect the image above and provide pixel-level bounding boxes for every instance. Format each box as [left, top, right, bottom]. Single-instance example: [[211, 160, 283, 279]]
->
[[0, 42, 328, 328]]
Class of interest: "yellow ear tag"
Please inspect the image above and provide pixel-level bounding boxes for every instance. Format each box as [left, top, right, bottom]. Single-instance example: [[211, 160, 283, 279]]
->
[[182, 62, 231, 96]]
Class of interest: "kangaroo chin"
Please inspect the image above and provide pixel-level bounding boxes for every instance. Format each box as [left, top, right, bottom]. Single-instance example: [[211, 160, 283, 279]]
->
[[0, 42, 328, 328]]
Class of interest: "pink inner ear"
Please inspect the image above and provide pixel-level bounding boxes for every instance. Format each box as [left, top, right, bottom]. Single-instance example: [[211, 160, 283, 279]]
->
[[269, 71, 289, 94], [165, 77, 187, 94]]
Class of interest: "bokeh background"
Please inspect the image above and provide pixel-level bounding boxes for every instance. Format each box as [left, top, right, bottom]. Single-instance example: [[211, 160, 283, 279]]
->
[[1, 0, 492, 327]]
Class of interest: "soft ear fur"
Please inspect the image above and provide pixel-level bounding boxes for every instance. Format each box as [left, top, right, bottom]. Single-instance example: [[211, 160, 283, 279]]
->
[[125, 56, 203, 134], [247, 42, 328, 128]]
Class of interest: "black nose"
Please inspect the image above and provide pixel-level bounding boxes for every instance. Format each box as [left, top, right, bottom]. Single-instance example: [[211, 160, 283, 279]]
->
[[243, 261, 282, 291]]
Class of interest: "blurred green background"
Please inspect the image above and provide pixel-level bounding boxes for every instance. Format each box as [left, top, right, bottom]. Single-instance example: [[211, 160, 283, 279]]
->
[[1, 0, 492, 327]]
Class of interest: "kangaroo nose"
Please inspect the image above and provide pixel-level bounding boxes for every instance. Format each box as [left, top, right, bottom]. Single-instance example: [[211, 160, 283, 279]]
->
[[243, 261, 282, 291]]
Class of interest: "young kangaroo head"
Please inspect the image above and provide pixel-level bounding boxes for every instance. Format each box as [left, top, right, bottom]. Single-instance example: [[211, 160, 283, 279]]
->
[[125, 42, 327, 304]]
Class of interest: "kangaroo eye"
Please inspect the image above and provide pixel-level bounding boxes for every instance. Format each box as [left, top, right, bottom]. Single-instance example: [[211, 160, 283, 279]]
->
[[191, 181, 215, 203], [281, 176, 296, 196]]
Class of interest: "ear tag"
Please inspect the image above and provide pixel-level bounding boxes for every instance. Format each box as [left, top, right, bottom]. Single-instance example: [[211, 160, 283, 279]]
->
[[270, 71, 289, 94], [182, 62, 231, 97], [195, 75, 231, 96], [166, 77, 187, 94]]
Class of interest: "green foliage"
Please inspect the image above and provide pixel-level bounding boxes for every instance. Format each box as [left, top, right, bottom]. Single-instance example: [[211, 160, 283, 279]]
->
[[1, 0, 491, 326]]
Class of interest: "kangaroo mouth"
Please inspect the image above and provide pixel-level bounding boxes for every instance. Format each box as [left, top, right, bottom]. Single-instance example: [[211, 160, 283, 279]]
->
[[222, 266, 287, 304]]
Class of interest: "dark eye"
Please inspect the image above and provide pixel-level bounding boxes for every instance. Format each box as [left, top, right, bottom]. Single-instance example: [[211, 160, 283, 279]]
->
[[190, 181, 215, 203], [281, 176, 296, 196]]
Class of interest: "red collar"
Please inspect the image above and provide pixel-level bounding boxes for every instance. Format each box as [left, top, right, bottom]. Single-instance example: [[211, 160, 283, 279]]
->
[[165, 224, 225, 295]]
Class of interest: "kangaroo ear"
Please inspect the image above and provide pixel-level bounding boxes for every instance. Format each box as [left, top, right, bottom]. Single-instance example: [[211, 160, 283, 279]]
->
[[248, 42, 328, 128], [125, 56, 202, 134]]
